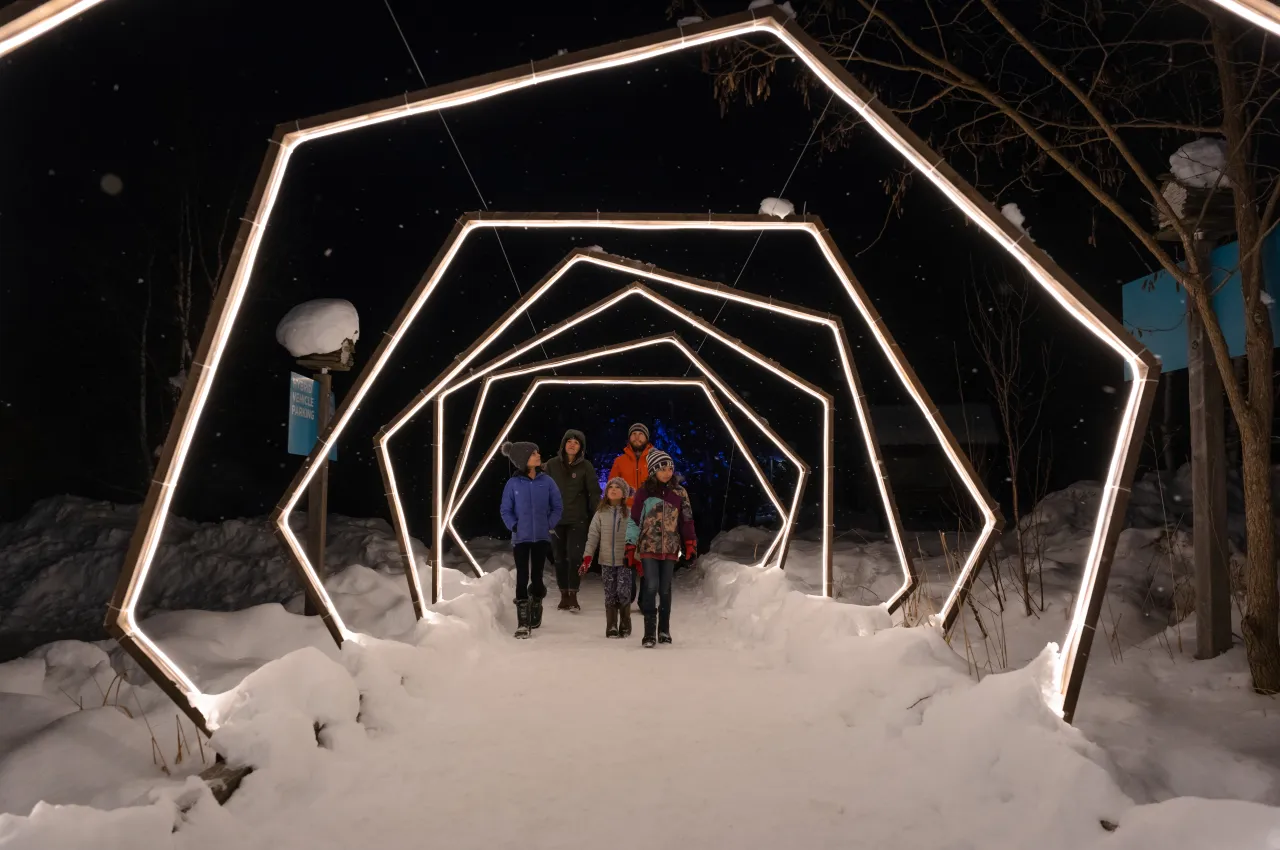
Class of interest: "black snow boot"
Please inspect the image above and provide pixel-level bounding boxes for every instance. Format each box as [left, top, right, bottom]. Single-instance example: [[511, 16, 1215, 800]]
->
[[606, 603, 619, 638], [642, 613, 657, 648], [658, 610, 672, 644], [530, 596, 544, 630], [568, 590, 581, 613], [557, 590, 571, 611], [618, 603, 632, 638], [514, 600, 531, 639]]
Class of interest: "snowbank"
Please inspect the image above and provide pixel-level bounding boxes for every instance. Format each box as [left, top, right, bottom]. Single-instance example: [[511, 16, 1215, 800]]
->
[[0, 549, 1277, 847], [0, 496, 426, 643], [1169, 138, 1233, 189], [275, 299, 359, 358]]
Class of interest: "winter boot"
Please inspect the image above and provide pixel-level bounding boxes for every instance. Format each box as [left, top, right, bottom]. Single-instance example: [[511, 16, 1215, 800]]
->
[[658, 610, 672, 644], [568, 590, 581, 613], [557, 590, 571, 611], [642, 614, 657, 648], [529, 597, 544, 630], [618, 603, 632, 638], [514, 600, 531, 639], [606, 603, 619, 638]]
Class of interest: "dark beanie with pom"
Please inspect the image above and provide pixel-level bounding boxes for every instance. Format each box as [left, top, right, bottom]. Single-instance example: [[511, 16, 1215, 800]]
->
[[501, 441, 539, 470]]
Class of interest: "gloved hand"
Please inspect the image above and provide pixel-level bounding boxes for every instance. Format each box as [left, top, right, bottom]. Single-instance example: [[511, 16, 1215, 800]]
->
[[578, 556, 593, 576], [625, 544, 638, 570], [684, 540, 698, 563]]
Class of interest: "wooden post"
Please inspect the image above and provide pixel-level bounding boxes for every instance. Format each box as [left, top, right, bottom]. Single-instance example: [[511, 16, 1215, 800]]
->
[[305, 369, 333, 617], [1187, 240, 1232, 659]]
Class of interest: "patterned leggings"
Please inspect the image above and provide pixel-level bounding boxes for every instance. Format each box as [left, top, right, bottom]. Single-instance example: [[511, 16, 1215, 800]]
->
[[601, 565, 634, 607]]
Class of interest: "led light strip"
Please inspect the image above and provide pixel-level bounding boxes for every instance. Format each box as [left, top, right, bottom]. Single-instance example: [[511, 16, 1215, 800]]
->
[[437, 333, 806, 582], [0, 0, 110, 58], [111, 6, 1153, 732], [449, 370, 802, 579], [1206, 0, 1280, 36]]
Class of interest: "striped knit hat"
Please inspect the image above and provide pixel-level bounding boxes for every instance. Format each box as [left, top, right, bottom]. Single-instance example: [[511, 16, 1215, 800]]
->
[[646, 449, 673, 475], [627, 422, 649, 441]]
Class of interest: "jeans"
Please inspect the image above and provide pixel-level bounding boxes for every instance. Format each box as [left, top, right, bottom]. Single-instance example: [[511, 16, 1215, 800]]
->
[[513, 541, 549, 602], [639, 558, 675, 617], [550, 522, 588, 591]]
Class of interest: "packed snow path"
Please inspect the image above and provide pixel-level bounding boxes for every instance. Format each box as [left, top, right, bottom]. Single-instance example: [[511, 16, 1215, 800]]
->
[[278, 579, 890, 849], [4, 557, 1279, 849]]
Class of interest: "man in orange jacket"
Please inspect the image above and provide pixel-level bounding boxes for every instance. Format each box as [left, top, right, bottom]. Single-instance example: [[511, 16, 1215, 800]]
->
[[607, 423, 652, 507]]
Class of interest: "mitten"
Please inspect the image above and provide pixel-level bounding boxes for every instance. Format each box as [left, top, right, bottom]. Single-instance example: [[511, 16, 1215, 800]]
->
[[684, 540, 698, 562], [578, 555, 593, 576], [625, 544, 638, 570]]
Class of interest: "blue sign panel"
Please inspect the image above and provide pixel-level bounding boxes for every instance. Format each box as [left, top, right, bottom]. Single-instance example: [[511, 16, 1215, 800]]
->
[[287, 372, 337, 460], [1122, 228, 1280, 378]]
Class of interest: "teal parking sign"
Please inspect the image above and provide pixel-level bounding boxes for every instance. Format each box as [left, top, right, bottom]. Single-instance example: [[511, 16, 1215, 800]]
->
[[288, 372, 337, 460]]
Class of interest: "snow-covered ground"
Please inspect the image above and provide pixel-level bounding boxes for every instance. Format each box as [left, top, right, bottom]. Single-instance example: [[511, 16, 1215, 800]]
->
[[0, 473, 1278, 848]]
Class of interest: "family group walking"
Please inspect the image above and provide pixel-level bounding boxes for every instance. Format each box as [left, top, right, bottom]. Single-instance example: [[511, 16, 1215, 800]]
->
[[499, 422, 698, 648]]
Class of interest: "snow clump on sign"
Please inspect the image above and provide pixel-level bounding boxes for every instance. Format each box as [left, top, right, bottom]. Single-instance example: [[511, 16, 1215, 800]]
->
[[759, 197, 795, 219], [1170, 138, 1233, 189], [275, 299, 360, 358], [677, 15, 703, 26]]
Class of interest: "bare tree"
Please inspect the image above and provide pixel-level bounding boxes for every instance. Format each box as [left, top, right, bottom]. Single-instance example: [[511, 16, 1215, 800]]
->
[[695, 0, 1280, 693], [967, 268, 1057, 617]]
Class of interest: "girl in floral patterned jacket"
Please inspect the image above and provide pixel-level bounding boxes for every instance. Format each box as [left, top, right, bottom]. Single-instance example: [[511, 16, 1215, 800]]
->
[[624, 449, 697, 648]]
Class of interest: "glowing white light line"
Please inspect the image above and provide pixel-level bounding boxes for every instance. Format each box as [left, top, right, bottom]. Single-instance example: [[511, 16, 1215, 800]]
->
[[1205, 0, 1280, 36], [441, 338, 799, 587], [0, 0, 110, 59], [375, 435, 427, 608]]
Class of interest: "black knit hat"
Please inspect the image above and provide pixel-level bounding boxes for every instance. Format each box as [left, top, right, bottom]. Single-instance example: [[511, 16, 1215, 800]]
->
[[501, 441, 539, 470], [628, 422, 650, 441], [646, 449, 673, 475]]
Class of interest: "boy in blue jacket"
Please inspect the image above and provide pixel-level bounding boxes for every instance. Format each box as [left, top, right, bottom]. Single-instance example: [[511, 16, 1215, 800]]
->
[[499, 440, 563, 638]]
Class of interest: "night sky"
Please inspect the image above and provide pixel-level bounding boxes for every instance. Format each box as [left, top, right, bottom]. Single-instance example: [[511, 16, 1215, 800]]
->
[[0, 0, 1136, 540]]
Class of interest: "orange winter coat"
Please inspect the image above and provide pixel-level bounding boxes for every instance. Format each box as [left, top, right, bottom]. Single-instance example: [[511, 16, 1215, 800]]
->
[[607, 443, 651, 508]]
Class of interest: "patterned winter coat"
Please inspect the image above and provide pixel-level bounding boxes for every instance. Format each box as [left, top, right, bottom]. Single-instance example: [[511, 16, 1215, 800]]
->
[[585, 504, 630, 568], [625, 479, 695, 561]]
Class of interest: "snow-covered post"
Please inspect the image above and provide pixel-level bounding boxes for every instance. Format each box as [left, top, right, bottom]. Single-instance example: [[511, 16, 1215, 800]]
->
[[276, 299, 359, 615], [1158, 142, 1236, 660]]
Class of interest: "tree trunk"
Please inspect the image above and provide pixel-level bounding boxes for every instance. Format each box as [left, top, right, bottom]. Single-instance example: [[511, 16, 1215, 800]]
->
[[1212, 11, 1280, 693], [1239, 420, 1279, 693]]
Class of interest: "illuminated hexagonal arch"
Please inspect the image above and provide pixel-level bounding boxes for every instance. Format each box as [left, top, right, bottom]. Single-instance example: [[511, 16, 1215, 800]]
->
[[439, 333, 815, 582], [108, 7, 1157, 732], [420, 257, 914, 610]]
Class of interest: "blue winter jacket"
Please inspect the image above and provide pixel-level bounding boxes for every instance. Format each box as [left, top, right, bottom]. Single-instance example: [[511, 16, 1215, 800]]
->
[[500, 471, 563, 545]]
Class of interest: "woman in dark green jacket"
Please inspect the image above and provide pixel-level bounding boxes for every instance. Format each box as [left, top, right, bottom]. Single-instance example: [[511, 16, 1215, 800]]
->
[[542, 428, 600, 612]]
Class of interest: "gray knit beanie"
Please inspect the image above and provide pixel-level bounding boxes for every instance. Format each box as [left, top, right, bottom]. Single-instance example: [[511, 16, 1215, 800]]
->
[[501, 440, 539, 470], [604, 476, 633, 498], [627, 422, 649, 441]]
